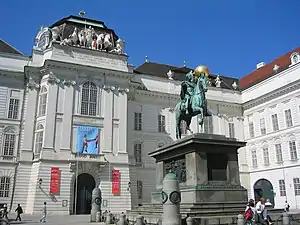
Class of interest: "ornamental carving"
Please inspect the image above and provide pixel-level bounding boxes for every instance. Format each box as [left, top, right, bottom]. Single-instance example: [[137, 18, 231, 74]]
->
[[27, 78, 40, 90], [165, 159, 186, 183]]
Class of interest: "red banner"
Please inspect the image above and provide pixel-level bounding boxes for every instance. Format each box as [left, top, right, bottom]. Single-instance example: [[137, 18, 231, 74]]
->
[[112, 169, 120, 195], [50, 167, 60, 194]]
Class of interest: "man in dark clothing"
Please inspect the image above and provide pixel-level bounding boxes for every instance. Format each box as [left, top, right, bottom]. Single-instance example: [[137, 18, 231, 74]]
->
[[15, 204, 23, 221]]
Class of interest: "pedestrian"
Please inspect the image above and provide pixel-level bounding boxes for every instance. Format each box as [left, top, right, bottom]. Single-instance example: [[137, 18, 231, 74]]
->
[[285, 201, 290, 212], [15, 204, 23, 221], [2, 204, 8, 220], [244, 199, 255, 225], [39, 202, 47, 223]]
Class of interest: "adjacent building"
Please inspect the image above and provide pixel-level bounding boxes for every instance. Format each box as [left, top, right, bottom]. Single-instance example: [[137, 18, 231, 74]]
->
[[0, 15, 299, 214]]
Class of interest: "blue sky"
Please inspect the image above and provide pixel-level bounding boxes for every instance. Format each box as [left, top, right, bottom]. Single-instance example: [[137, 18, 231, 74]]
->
[[1, 0, 299, 78]]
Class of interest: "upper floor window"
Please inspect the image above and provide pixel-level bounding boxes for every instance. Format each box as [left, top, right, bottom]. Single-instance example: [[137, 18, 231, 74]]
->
[[284, 109, 293, 128], [2, 126, 16, 157], [35, 124, 44, 154], [0, 176, 10, 198], [263, 147, 270, 165], [7, 90, 20, 119], [275, 143, 283, 163], [38, 87, 48, 116], [81, 82, 97, 116], [251, 149, 258, 167], [260, 118, 266, 135], [249, 122, 254, 138], [228, 123, 235, 138], [134, 142, 142, 164], [293, 178, 300, 196], [271, 114, 279, 131], [134, 113, 142, 131], [158, 115, 166, 133], [289, 140, 298, 160], [279, 180, 286, 196], [204, 117, 213, 134], [180, 120, 187, 135], [137, 180, 143, 199]]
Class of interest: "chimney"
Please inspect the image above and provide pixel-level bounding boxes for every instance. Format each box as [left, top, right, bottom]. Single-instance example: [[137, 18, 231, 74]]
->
[[256, 62, 265, 69]]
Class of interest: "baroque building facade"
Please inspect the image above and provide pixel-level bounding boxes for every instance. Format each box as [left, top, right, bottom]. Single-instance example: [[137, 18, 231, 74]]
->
[[0, 15, 299, 214]]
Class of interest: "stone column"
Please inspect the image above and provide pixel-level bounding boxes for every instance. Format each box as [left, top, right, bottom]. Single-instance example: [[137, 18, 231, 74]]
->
[[156, 161, 165, 189], [226, 153, 240, 185], [103, 88, 113, 152], [186, 152, 208, 186]]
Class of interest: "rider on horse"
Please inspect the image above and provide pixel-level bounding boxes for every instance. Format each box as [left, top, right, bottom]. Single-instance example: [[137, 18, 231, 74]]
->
[[180, 71, 196, 115]]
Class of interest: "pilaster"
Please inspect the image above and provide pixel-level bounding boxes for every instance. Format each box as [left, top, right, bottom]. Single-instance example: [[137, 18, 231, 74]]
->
[[156, 161, 165, 189], [103, 88, 113, 152], [60, 80, 76, 150], [118, 90, 128, 153], [185, 152, 208, 186]]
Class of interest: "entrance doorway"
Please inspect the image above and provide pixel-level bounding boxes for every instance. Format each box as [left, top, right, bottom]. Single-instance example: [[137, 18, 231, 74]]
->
[[253, 179, 275, 207], [73, 173, 96, 214]]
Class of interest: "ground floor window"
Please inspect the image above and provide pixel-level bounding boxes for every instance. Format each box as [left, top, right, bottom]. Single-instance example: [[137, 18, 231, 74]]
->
[[0, 176, 10, 197]]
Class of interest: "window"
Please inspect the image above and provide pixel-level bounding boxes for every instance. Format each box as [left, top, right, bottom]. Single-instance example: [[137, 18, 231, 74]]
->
[[249, 122, 254, 138], [289, 140, 298, 160], [228, 123, 235, 138], [137, 180, 143, 199], [2, 127, 16, 157], [293, 178, 300, 196], [180, 121, 187, 135], [279, 180, 286, 196], [0, 177, 10, 198], [260, 118, 266, 135], [158, 115, 166, 133], [204, 117, 213, 134], [285, 109, 293, 128], [251, 149, 258, 167], [263, 147, 270, 165], [38, 87, 48, 116], [271, 114, 279, 131], [35, 124, 44, 154], [134, 113, 142, 131], [275, 144, 283, 163], [81, 82, 97, 116], [8, 90, 20, 119], [134, 143, 142, 164]]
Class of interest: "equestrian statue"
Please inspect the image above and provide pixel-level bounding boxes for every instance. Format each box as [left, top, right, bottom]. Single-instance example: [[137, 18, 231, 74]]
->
[[175, 65, 212, 139]]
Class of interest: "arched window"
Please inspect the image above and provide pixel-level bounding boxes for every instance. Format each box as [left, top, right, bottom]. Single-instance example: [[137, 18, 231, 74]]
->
[[81, 82, 97, 116], [0, 176, 10, 197], [38, 87, 48, 116], [2, 126, 16, 157], [35, 124, 44, 154]]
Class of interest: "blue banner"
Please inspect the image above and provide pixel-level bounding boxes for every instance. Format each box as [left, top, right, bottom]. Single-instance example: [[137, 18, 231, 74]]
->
[[76, 126, 99, 154]]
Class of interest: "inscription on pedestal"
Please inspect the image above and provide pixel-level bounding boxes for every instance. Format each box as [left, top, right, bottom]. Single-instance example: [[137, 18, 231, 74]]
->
[[165, 159, 186, 183]]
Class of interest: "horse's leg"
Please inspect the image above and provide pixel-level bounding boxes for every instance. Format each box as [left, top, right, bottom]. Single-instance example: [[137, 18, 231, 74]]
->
[[198, 108, 204, 132], [186, 117, 193, 134], [175, 110, 181, 139]]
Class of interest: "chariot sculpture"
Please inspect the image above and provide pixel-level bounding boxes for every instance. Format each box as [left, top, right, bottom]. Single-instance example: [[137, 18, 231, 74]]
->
[[175, 65, 211, 139]]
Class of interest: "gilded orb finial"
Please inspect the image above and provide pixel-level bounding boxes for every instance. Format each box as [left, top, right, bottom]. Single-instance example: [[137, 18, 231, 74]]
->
[[194, 65, 210, 78]]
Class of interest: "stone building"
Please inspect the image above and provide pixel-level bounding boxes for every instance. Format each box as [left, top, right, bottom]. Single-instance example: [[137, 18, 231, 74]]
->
[[0, 15, 299, 214]]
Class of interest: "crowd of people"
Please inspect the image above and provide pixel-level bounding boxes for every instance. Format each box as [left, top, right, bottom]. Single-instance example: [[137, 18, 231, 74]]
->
[[244, 197, 290, 225]]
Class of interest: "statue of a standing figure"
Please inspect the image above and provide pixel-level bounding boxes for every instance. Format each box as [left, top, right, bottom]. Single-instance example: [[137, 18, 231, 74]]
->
[[175, 65, 211, 139]]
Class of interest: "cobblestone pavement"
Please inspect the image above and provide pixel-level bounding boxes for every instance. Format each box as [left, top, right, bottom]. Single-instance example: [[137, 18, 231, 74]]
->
[[4, 214, 104, 225]]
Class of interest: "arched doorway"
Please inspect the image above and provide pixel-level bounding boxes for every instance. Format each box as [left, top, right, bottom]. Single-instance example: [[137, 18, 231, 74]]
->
[[253, 179, 275, 207], [73, 173, 96, 214]]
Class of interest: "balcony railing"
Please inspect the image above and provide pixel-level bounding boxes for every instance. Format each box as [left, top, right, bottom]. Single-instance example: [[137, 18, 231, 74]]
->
[[0, 155, 17, 162], [69, 152, 107, 163]]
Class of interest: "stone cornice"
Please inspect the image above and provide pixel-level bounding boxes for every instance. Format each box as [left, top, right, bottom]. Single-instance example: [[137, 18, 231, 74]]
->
[[243, 79, 300, 110], [0, 69, 24, 80]]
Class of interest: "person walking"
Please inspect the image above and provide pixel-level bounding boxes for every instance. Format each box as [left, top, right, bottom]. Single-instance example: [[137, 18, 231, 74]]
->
[[15, 204, 23, 221], [39, 202, 47, 223], [285, 201, 290, 212]]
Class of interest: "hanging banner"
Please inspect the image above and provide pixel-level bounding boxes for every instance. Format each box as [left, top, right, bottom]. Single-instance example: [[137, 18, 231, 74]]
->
[[112, 169, 120, 195], [50, 167, 60, 194]]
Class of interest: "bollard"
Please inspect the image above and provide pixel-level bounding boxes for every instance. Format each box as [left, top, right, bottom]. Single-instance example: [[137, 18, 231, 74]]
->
[[136, 215, 144, 225], [237, 214, 244, 225], [186, 216, 194, 225], [162, 172, 181, 225], [96, 211, 101, 222], [282, 212, 289, 225], [91, 187, 102, 222], [118, 213, 127, 225], [106, 212, 113, 225]]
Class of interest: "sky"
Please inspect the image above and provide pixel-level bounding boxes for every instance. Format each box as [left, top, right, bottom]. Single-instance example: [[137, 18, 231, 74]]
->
[[1, 0, 299, 78]]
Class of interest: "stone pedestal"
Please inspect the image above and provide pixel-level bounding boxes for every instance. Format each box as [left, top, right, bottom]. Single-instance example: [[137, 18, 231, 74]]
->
[[149, 133, 247, 204]]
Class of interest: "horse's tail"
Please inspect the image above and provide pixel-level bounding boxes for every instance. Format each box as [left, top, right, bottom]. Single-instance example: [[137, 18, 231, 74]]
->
[[175, 103, 182, 139]]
